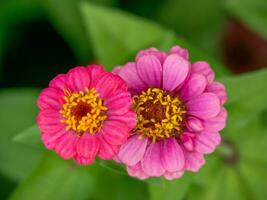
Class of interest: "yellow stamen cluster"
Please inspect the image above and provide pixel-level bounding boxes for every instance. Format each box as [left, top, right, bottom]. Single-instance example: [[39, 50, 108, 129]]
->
[[59, 88, 107, 135], [133, 88, 186, 143]]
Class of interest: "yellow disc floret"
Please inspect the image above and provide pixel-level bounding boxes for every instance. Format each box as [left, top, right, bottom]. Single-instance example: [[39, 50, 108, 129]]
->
[[59, 88, 107, 135], [133, 88, 186, 142]]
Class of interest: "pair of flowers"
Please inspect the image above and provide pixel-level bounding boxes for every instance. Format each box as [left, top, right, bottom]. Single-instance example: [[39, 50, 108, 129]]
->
[[37, 45, 227, 180]]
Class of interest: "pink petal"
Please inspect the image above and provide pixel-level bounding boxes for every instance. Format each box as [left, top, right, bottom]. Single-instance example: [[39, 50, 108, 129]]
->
[[67, 67, 90, 92], [169, 45, 189, 60], [136, 47, 167, 64], [164, 171, 184, 180], [75, 134, 100, 164], [108, 110, 136, 130], [127, 162, 149, 180], [117, 62, 147, 94], [141, 142, 165, 176], [98, 135, 119, 160], [106, 92, 132, 116], [118, 135, 148, 166], [186, 93, 221, 119], [41, 129, 67, 150], [112, 66, 122, 75], [37, 109, 64, 134], [194, 131, 221, 154], [163, 54, 190, 91], [49, 74, 67, 91], [184, 150, 205, 172], [102, 120, 130, 145], [180, 73, 207, 101], [185, 116, 204, 132], [205, 82, 227, 105], [203, 108, 227, 132], [161, 138, 185, 172], [55, 132, 77, 159], [94, 73, 120, 99], [136, 55, 162, 88], [191, 61, 214, 83], [86, 65, 105, 82], [38, 88, 63, 110], [180, 133, 194, 151]]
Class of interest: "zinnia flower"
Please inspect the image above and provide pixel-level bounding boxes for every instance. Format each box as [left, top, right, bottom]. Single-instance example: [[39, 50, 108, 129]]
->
[[37, 65, 136, 164], [113, 46, 227, 180]]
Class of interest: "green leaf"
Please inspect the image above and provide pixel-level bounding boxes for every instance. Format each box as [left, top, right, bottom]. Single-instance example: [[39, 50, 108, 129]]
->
[[225, 0, 267, 39], [13, 125, 44, 150], [9, 153, 94, 200], [148, 173, 193, 200], [0, 88, 42, 182], [80, 2, 230, 77]]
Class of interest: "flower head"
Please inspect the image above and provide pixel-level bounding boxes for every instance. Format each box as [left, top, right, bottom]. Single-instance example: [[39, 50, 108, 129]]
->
[[37, 65, 136, 164], [113, 46, 227, 180]]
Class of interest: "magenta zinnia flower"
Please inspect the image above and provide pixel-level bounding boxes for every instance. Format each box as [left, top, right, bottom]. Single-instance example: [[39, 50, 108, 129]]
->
[[37, 65, 136, 164], [113, 46, 227, 180]]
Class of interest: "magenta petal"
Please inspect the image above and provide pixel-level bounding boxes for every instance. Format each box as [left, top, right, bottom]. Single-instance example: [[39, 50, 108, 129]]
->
[[98, 135, 119, 160], [169, 45, 189, 60], [112, 66, 122, 75], [118, 135, 148, 166], [205, 82, 227, 105], [185, 117, 204, 132], [49, 74, 67, 90], [141, 142, 165, 176], [195, 131, 221, 154], [191, 61, 214, 83], [163, 54, 190, 91], [37, 109, 64, 134], [38, 88, 62, 110], [41, 129, 67, 150], [184, 150, 205, 172], [180, 73, 207, 101], [106, 92, 132, 116], [55, 132, 77, 159], [86, 65, 105, 83], [186, 93, 221, 119], [127, 162, 149, 180], [102, 120, 129, 145], [94, 73, 119, 99], [161, 138, 185, 172], [117, 62, 147, 94], [108, 110, 136, 130], [136, 55, 162, 88], [180, 133, 194, 151], [75, 134, 100, 164], [164, 171, 184, 180], [203, 108, 227, 132], [67, 67, 90, 92]]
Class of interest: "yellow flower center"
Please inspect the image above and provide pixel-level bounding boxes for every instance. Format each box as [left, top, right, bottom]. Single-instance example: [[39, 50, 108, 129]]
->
[[133, 88, 186, 142], [59, 88, 107, 135]]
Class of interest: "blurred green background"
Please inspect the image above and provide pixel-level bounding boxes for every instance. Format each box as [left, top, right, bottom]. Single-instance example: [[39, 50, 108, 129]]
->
[[0, 0, 267, 199]]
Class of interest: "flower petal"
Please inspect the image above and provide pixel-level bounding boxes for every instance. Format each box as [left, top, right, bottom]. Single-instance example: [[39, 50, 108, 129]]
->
[[127, 162, 149, 180], [117, 62, 147, 94], [38, 88, 63, 110], [141, 142, 165, 176], [186, 93, 221, 119], [194, 131, 221, 154], [161, 138, 185, 172], [184, 150, 205, 172], [98, 135, 119, 160], [136, 55, 162, 87], [41, 129, 67, 150], [106, 92, 132, 116], [169, 45, 189, 60], [203, 108, 227, 132], [75, 134, 100, 164], [108, 110, 136, 130], [205, 82, 227, 105], [102, 120, 130, 145], [191, 61, 214, 83], [136, 47, 167, 64], [185, 116, 204, 132], [180, 133, 194, 151], [55, 132, 77, 159], [180, 73, 207, 101], [163, 54, 190, 91], [67, 67, 90, 92], [49, 74, 67, 90], [118, 135, 148, 166], [164, 171, 184, 180]]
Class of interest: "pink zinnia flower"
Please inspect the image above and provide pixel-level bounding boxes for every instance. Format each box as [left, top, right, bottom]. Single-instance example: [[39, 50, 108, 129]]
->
[[37, 65, 136, 164], [113, 46, 227, 180]]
